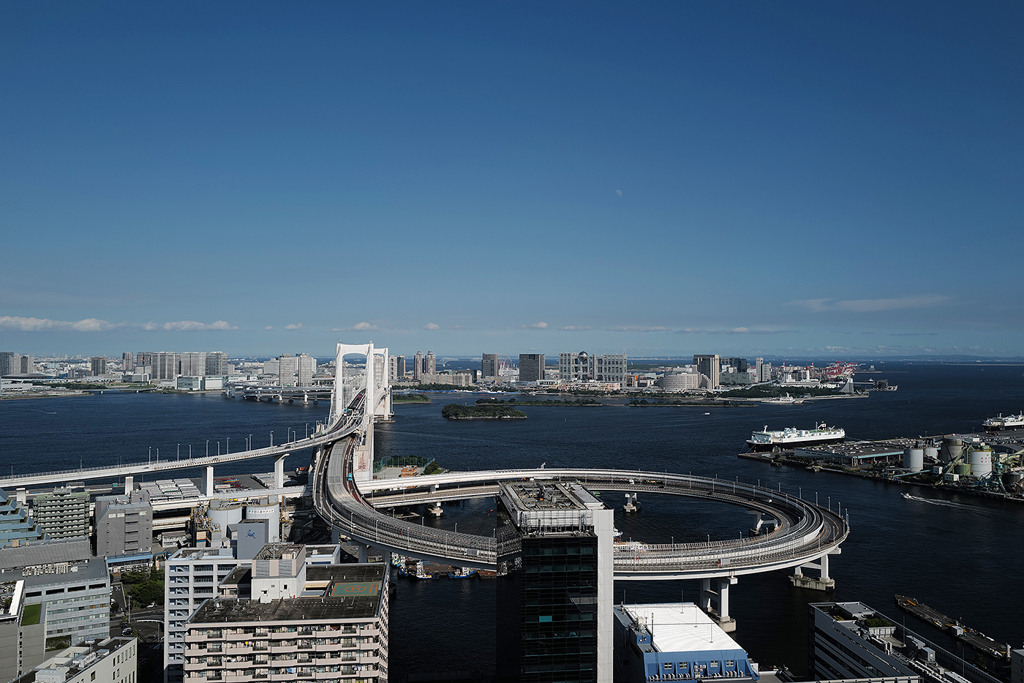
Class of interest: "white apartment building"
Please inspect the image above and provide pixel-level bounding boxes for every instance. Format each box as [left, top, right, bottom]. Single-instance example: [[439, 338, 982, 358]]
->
[[12, 637, 138, 683], [182, 546, 389, 683], [164, 547, 248, 682]]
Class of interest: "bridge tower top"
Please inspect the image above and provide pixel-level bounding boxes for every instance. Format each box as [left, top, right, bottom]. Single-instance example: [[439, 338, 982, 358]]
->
[[330, 342, 392, 482]]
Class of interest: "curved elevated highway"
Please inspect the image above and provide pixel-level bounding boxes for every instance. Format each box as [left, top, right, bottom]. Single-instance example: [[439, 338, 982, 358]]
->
[[312, 431, 849, 581]]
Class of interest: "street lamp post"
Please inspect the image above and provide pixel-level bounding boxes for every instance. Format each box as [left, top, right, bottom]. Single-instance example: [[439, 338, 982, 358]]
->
[[226, 438, 229, 454], [148, 447, 151, 465], [270, 431, 274, 447], [206, 440, 209, 457], [177, 444, 179, 461]]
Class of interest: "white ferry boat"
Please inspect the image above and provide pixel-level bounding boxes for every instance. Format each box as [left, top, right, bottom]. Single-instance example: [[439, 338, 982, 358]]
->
[[747, 422, 845, 451], [983, 412, 1024, 431]]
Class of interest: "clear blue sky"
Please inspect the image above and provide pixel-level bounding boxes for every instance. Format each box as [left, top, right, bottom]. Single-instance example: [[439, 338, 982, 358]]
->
[[2, 2, 1021, 359]]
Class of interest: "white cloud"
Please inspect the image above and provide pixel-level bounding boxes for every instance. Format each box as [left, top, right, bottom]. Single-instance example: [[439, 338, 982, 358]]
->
[[0, 316, 236, 332], [615, 189, 622, 196], [423, 322, 440, 330], [520, 321, 548, 329], [788, 295, 949, 313], [609, 325, 670, 333], [284, 323, 304, 330], [351, 322, 377, 331], [561, 325, 594, 331], [265, 326, 275, 331]]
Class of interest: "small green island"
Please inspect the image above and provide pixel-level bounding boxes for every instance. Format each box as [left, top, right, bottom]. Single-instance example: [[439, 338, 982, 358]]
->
[[393, 393, 431, 404], [442, 403, 527, 420]]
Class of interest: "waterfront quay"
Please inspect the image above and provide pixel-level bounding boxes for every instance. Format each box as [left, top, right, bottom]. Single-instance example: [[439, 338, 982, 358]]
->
[[738, 429, 1024, 504]]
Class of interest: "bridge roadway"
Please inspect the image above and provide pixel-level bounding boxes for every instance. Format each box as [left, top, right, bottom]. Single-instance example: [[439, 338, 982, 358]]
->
[[0, 410, 365, 489], [314, 437, 849, 581]]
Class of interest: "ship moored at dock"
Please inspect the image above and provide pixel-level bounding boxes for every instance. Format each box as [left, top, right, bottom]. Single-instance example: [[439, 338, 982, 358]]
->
[[747, 423, 845, 452], [983, 412, 1024, 432]]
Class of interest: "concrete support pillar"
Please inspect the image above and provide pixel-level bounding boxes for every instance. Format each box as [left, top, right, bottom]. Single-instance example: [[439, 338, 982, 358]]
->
[[357, 543, 368, 563], [427, 503, 443, 517], [125, 475, 134, 494], [716, 577, 737, 632], [331, 527, 341, 544], [203, 466, 215, 497], [274, 454, 289, 489], [789, 550, 838, 591], [700, 579, 713, 612]]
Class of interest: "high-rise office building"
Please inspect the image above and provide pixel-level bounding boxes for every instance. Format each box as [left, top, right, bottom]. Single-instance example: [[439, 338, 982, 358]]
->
[[0, 352, 17, 377], [594, 354, 626, 384], [721, 357, 748, 373], [693, 354, 720, 390], [558, 352, 627, 385], [122, 352, 135, 371], [205, 351, 228, 376], [152, 352, 181, 381], [413, 351, 424, 381], [388, 355, 407, 382], [296, 353, 316, 386], [179, 352, 207, 377], [277, 353, 297, 387], [89, 357, 107, 376], [19, 355, 34, 375], [424, 350, 436, 375], [559, 351, 592, 383], [482, 353, 499, 378], [518, 354, 545, 383], [496, 481, 614, 683]]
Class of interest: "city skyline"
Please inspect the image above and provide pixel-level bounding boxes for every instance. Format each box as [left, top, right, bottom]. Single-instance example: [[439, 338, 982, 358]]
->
[[2, 3, 1022, 358]]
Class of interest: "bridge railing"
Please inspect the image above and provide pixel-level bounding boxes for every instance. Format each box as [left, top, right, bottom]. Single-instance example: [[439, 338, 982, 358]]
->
[[316, 434, 848, 572]]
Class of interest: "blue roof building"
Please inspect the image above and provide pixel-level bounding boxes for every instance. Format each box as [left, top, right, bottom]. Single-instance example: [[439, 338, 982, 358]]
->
[[614, 603, 758, 683]]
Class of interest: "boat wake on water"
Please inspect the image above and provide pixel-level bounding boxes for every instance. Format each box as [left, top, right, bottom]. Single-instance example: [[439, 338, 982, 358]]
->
[[902, 493, 990, 512]]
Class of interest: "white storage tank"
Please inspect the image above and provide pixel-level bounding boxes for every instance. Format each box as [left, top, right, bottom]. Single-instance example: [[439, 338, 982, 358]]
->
[[940, 437, 963, 464], [904, 447, 925, 472], [246, 497, 281, 542], [969, 446, 993, 479], [208, 500, 244, 531], [924, 445, 939, 462]]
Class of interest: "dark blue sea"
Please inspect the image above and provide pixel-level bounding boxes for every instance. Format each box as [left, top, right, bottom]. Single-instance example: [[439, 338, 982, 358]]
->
[[3, 361, 1024, 680]]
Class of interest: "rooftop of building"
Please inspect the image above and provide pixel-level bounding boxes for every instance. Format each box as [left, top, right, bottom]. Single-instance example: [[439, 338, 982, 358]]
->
[[617, 603, 745, 654], [169, 546, 237, 562], [12, 637, 134, 683], [501, 481, 601, 513], [190, 563, 386, 624], [1, 555, 107, 587], [254, 543, 304, 561]]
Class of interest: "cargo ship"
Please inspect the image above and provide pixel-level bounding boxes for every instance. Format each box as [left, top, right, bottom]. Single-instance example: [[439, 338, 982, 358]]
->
[[895, 595, 1007, 659], [746, 423, 845, 451], [983, 412, 1024, 431]]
